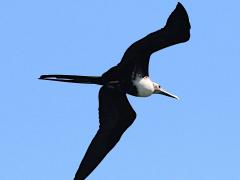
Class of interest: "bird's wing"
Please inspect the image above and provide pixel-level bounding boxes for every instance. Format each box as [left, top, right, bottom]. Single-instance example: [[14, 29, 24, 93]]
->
[[98, 86, 136, 131], [118, 2, 191, 76], [74, 86, 136, 179]]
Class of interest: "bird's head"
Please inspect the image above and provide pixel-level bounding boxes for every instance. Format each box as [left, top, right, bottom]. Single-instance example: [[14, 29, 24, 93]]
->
[[152, 82, 179, 100]]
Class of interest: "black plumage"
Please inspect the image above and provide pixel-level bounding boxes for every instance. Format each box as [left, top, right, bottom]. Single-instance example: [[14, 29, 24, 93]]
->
[[39, 2, 190, 179]]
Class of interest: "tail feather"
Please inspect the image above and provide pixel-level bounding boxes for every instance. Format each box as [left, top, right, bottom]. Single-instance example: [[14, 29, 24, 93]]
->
[[39, 75, 103, 85]]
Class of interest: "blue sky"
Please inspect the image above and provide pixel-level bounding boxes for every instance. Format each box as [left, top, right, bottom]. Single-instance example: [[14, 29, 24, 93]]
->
[[1, 0, 240, 179]]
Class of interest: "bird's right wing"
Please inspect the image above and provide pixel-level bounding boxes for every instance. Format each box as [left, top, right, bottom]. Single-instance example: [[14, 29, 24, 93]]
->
[[118, 2, 191, 76]]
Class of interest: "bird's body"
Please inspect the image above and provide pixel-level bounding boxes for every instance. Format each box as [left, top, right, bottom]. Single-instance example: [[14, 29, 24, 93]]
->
[[39, 2, 190, 179], [132, 76, 155, 97]]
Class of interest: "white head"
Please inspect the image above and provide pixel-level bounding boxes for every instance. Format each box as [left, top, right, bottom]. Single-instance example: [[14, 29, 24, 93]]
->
[[152, 82, 179, 99]]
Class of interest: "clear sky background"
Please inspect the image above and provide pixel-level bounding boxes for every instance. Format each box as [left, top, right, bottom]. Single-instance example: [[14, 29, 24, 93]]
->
[[1, 0, 240, 180]]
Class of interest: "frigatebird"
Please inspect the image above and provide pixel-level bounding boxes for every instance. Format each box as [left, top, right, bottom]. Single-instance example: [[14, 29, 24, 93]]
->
[[39, 2, 190, 179]]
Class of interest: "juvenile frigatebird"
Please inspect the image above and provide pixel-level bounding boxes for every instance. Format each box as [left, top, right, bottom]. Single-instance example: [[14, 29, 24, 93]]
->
[[39, 2, 190, 179]]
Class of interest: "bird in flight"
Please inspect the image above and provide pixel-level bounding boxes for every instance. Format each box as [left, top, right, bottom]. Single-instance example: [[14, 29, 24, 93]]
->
[[39, 2, 190, 179]]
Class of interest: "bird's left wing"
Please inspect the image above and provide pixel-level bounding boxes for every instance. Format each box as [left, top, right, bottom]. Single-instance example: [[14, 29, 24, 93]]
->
[[98, 86, 136, 130], [74, 86, 136, 179]]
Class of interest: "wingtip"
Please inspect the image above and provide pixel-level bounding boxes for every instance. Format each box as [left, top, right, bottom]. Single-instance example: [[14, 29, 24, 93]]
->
[[175, 2, 188, 13], [177, 2, 183, 7], [168, 1, 191, 30]]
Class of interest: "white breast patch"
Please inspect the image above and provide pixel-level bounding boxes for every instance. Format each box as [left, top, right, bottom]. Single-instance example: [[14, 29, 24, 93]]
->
[[133, 76, 154, 97]]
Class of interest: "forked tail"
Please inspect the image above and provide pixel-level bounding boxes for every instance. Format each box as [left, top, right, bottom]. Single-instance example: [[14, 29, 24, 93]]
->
[[39, 75, 103, 85]]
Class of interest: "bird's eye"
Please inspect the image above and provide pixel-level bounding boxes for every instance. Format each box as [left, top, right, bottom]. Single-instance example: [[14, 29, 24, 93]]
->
[[159, 85, 161, 88]]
